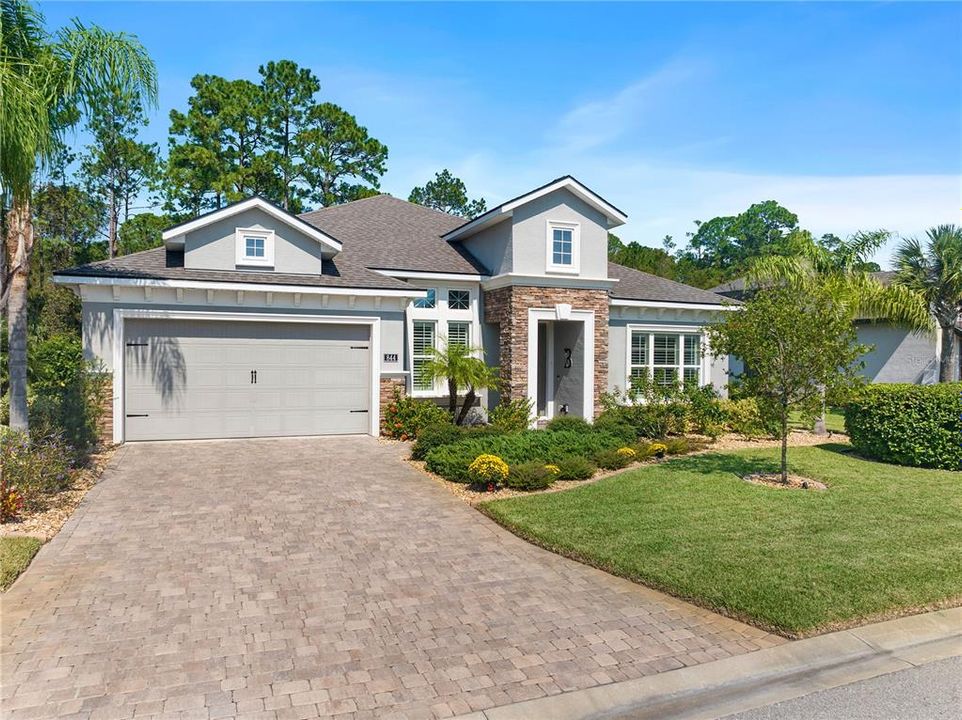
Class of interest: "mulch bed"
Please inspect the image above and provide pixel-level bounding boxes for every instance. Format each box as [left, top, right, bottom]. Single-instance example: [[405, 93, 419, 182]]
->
[[0, 446, 116, 542], [742, 472, 827, 491]]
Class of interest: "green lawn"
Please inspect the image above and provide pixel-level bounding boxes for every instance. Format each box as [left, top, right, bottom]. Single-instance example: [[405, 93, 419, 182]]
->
[[789, 408, 846, 433], [481, 445, 962, 637], [0, 536, 42, 591]]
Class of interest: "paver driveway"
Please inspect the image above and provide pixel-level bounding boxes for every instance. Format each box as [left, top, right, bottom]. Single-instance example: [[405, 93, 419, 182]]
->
[[1, 437, 783, 720]]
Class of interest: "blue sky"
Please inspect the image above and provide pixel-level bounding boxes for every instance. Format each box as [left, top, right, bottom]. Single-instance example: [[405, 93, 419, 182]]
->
[[40, 2, 962, 267]]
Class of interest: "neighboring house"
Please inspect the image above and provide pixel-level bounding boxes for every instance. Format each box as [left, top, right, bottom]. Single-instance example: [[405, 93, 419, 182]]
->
[[711, 273, 959, 384], [55, 176, 733, 443]]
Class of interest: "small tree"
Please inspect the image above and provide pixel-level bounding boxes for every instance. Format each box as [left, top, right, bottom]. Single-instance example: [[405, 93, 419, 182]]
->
[[423, 341, 498, 426], [706, 284, 866, 482]]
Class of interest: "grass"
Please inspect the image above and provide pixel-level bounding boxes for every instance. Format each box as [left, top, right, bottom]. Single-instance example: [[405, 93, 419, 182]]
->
[[481, 445, 962, 637], [789, 407, 846, 433], [0, 536, 43, 591]]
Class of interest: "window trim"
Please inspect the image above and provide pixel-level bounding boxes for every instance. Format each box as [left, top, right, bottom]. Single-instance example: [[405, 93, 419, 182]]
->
[[235, 227, 275, 267], [626, 325, 707, 389], [412, 319, 437, 394], [545, 220, 580, 274]]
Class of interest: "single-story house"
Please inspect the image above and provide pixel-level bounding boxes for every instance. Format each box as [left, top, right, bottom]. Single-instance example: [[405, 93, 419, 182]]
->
[[55, 176, 734, 443], [711, 273, 960, 384]]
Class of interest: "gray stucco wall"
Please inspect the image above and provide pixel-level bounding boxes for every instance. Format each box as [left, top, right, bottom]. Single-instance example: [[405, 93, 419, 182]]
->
[[82, 302, 405, 374], [510, 188, 609, 278], [184, 207, 324, 274], [459, 221, 512, 276], [856, 323, 937, 383]]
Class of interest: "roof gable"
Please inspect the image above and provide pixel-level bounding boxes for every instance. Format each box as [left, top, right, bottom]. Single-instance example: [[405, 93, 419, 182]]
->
[[162, 197, 343, 258]]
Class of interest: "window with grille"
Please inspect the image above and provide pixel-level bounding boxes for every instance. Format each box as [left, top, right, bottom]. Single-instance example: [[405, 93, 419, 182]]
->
[[447, 321, 470, 349], [448, 290, 470, 310], [412, 321, 436, 391], [413, 288, 436, 309], [629, 330, 703, 386]]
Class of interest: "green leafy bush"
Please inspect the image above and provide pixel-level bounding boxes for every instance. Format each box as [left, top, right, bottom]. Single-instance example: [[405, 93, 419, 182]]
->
[[719, 398, 776, 438], [592, 411, 639, 444], [545, 416, 592, 434], [594, 448, 633, 471], [382, 390, 450, 440], [504, 461, 557, 491], [425, 429, 625, 483], [555, 456, 597, 481], [595, 403, 685, 440], [0, 429, 74, 514], [844, 384, 962, 469], [684, 385, 726, 438], [488, 397, 533, 433], [411, 423, 504, 461], [664, 437, 691, 455]]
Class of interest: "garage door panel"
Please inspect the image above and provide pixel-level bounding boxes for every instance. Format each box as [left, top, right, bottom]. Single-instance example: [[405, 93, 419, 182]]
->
[[124, 319, 372, 441]]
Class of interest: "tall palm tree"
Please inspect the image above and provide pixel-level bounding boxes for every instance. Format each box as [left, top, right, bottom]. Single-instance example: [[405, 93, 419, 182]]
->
[[1, 0, 156, 431], [893, 225, 962, 383]]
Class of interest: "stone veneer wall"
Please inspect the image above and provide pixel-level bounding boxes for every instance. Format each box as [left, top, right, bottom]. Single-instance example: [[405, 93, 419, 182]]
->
[[482, 286, 609, 417], [379, 376, 407, 431], [96, 375, 114, 447]]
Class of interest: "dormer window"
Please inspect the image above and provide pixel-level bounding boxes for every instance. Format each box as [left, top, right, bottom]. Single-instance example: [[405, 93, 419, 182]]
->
[[546, 221, 580, 274], [235, 228, 274, 267]]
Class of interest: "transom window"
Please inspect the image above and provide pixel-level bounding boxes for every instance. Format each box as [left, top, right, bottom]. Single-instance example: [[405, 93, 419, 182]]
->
[[447, 289, 470, 310], [412, 320, 436, 391], [414, 288, 436, 309], [447, 321, 470, 348], [629, 330, 703, 387], [552, 228, 573, 266]]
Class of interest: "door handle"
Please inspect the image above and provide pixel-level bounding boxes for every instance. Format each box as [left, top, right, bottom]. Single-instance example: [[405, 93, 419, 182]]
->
[[253, 369, 257, 384]]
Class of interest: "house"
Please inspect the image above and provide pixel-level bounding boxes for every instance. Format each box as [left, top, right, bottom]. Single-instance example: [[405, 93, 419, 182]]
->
[[711, 273, 959, 384], [54, 176, 734, 443]]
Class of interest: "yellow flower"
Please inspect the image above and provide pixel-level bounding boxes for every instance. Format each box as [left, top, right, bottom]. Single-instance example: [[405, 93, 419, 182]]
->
[[544, 464, 561, 476], [616, 447, 637, 459], [649, 442, 668, 456], [468, 454, 509, 485]]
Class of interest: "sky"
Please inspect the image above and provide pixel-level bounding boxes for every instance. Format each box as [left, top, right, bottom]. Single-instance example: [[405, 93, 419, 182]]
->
[[40, 1, 962, 268]]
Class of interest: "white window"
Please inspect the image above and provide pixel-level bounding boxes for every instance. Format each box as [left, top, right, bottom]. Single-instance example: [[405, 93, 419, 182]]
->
[[414, 288, 436, 309], [629, 329, 704, 387], [412, 320, 436, 392], [546, 221, 580, 273], [447, 289, 470, 310], [447, 321, 470, 348], [235, 228, 274, 267]]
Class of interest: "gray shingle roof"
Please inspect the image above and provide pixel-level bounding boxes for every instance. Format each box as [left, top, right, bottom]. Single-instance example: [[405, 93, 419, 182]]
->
[[54, 247, 416, 291], [300, 195, 487, 275], [609, 262, 733, 305]]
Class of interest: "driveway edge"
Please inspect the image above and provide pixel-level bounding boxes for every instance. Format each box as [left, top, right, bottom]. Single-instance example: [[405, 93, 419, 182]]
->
[[454, 607, 962, 720]]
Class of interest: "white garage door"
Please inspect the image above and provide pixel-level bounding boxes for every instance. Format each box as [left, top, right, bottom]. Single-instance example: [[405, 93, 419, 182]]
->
[[124, 319, 371, 441]]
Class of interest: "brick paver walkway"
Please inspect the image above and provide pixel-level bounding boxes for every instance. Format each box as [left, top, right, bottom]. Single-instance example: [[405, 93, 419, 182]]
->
[[1, 437, 784, 719]]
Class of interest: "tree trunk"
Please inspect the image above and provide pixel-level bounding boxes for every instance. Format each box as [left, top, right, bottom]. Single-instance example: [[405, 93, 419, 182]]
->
[[780, 406, 788, 484], [5, 196, 34, 432], [938, 323, 957, 382], [448, 378, 458, 421], [108, 189, 118, 259], [813, 387, 827, 435], [457, 387, 477, 426]]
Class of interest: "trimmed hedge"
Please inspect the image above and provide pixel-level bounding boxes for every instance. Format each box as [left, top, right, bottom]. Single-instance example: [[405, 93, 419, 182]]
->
[[410, 424, 507, 461], [425, 429, 626, 483], [844, 383, 962, 470]]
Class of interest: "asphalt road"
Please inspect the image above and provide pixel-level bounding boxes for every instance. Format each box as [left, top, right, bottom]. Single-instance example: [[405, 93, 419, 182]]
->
[[722, 656, 962, 720]]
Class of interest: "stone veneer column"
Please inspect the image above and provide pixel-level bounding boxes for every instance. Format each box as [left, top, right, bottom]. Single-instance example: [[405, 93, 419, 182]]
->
[[379, 376, 407, 432], [97, 375, 114, 447], [482, 286, 609, 417]]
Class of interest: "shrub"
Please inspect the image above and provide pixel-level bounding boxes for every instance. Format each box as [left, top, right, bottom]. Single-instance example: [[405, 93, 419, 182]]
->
[[844, 384, 962, 470], [411, 423, 467, 460], [0, 429, 74, 514], [545, 416, 591, 434], [382, 390, 450, 440], [720, 398, 776, 438], [468, 454, 509, 487], [594, 448, 633, 471], [596, 403, 685, 440], [425, 430, 625, 483], [684, 385, 726, 438], [592, 410, 641, 444], [664, 437, 690, 455], [616, 446, 637, 460], [504, 461, 558, 491], [648, 442, 668, 458], [488, 397, 533, 433], [555, 456, 597, 480]]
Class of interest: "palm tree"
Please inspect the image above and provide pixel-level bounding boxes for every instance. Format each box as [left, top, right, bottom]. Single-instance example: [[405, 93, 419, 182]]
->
[[1, 0, 157, 431], [893, 225, 962, 383], [748, 230, 931, 432], [423, 341, 499, 425]]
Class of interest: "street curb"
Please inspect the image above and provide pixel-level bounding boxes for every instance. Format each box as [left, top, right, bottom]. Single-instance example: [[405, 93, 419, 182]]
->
[[453, 607, 962, 720]]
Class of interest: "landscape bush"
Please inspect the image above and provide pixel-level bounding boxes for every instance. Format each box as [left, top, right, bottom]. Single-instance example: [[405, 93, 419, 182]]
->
[[504, 461, 558, 491], [382, 390, 450, 440], [594, 448, 634, 470], [425, 429, 625, 483], [545, 416, 592, 434], [467, 454, 510, 487], [684, 385, 726, 438], [719, 398, 776, 438], [488, 397, 533, 433], [844, 383, 962, 470], [591, 411, 640, 444], [411, 423, 505, 460], [0, 429, 74, 514], [554, 456, 597, 481]]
